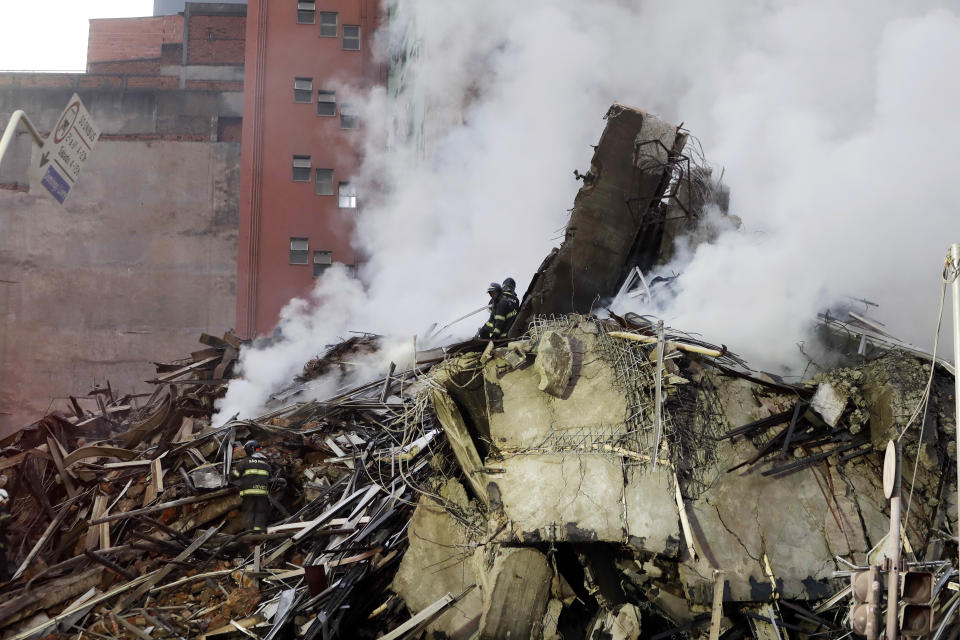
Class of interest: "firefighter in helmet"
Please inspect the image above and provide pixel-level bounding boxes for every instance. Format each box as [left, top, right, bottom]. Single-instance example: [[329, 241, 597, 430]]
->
[[499, 277, 520, 335], [231, 441, 272, 532], [477, 282, 503, 339]]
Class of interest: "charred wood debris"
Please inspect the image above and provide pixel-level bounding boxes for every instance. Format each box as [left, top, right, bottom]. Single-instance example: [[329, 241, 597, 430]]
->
[[0, 103, 958, 640]]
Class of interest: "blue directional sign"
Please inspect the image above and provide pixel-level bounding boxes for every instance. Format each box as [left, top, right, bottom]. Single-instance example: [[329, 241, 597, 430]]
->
[[40, 165, 71, 204]]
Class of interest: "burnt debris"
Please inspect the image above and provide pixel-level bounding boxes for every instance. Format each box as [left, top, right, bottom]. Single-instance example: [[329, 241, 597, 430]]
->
[[0, 104, 957, 640]]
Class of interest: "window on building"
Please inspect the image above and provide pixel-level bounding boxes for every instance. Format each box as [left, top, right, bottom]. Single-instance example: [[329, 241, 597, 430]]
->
[[315, 168, 333, 195], [342, 25, 360, 50], [338, 182, 357, 208], [292, 155, 311, 182], [313, 251, 333, 277], [340, 103, 358, 129], [317, 90, 336, 116], [294, 77, 313, 103], [297, 1, 316, 24], [290, 237, 309, 264], [319, 12, 338, 37]]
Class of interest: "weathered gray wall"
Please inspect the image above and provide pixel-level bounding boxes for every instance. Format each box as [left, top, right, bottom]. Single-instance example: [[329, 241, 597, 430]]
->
[[0, 85, 239, 434]]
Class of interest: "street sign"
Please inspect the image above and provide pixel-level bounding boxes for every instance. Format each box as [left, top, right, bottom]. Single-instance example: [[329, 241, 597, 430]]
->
[[34, 94, 100, 204], [883, 439, 898, 499]]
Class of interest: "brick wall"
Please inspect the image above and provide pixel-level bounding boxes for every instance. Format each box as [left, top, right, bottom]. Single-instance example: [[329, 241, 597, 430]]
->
[[88, 13, 244, 70], [187, 16, 246, 65], [186, 80, 245, 91], [87, 17, 173, 64], [162, 15, 185, 44], [0, 72, 240, 93], [87, 60, 163, 76]]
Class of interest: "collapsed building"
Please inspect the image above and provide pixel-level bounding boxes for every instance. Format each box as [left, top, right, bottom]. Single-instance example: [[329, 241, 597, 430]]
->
[[0, 104, 957, 640]]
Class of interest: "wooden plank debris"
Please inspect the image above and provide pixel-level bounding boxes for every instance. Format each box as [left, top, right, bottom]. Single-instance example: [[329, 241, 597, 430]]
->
[[709, 570, 726, 640], [0, 311, 913, 640], [12, 494, 80, 580], [88, 488, 236, 525]]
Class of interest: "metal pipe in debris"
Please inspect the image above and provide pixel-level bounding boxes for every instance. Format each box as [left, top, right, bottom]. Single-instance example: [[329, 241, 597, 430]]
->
[[608, 331, 723, 357]]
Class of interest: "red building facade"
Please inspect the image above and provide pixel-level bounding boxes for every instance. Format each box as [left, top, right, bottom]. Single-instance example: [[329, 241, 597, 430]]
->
[[237, 0, 384, 338]]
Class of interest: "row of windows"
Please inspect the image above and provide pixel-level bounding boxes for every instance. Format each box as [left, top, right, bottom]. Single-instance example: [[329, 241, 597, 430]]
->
[[292, 157, 358, 206], [296, 4, 361, 50], [292, 81, 359, 127], [289, 239, 334, 276]]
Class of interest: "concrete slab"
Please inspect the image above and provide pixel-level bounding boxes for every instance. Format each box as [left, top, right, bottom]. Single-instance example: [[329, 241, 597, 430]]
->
[[392, 497, 483, 637], [485, 328, 627, 449], [479, 547, 552, 640], [493, 454, 624, 542], [684, 433, 841, 600]]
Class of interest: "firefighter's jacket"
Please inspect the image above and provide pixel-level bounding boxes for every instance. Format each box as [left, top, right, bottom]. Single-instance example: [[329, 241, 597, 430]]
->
[[479, 291, 520, 339], [478, 297, 499, 339], [232, 452, 272, 497], [499, 290, 519, 334]]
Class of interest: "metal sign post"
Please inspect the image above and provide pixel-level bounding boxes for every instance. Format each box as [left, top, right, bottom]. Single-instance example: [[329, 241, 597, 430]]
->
[[0, 110, 44, 170], [883, 439, 901, 640]]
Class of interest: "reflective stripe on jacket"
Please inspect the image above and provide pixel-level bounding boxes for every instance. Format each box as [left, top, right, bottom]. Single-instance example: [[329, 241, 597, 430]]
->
[[499, 290, 519, 334], [231, 452, 272, 495]]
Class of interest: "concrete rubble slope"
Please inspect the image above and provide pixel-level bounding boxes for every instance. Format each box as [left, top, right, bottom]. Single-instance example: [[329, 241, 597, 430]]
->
[[0, 101, 958, 640]]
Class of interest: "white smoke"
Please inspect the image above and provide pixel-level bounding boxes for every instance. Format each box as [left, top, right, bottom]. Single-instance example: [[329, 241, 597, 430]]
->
[[215, 0, 960, 422]]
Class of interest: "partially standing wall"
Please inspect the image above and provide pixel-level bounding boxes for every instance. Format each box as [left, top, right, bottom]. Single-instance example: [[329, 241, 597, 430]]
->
[[0, 76, 241, 435]]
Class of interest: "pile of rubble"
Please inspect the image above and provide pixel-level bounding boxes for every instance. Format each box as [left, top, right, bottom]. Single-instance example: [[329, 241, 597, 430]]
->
[[0, 103, 958, 639], [0, 332, 439, 638]]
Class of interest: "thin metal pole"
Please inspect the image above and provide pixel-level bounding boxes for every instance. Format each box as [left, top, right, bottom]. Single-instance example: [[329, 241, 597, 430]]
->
[[951, 243, 960, 577], [0, 110, 44, 170], [652, 320, 664, 470], [887, 442, 902, 640]]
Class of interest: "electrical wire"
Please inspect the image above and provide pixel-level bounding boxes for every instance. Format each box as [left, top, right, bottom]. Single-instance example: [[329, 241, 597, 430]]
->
[[899, 251, 958, 529]]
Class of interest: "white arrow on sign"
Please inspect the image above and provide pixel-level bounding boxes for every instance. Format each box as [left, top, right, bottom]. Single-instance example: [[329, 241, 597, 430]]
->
[[34, 93, 101, 205]]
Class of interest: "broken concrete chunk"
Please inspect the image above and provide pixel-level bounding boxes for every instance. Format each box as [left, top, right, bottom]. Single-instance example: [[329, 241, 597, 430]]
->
[[439, 477, 469, 511], [503, 340, 534, 369], [510, 105, 687, 334], [190, 466, 224, 489], [542, 599, 564, 640], [587, 604, 642, 640], [503, 348, 527, 370], [808, 382, 847, 427], [392, 497, 483, 638], [430, 386, 489, 506], [534, 330, 573, 397], [479, 548, 552, 640]]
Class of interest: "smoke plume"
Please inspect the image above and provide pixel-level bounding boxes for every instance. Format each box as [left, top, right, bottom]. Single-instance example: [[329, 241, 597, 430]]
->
[[215, 0, 960, 422]]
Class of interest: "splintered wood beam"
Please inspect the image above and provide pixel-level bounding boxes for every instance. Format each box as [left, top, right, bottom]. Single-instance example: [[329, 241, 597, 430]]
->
[[13, 494, 81, 580], [88, 488, 236, 525], [86, 493, 109, 551], [147, 356, 220, 383], [709, 570, 726, 640], [113, 526, 221, 613], [46, 435, 77, 497], [84, 549, 137, 581]]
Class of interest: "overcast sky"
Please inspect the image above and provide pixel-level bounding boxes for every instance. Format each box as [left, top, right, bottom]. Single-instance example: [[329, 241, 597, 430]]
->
[[0, 2, 154, 71]]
